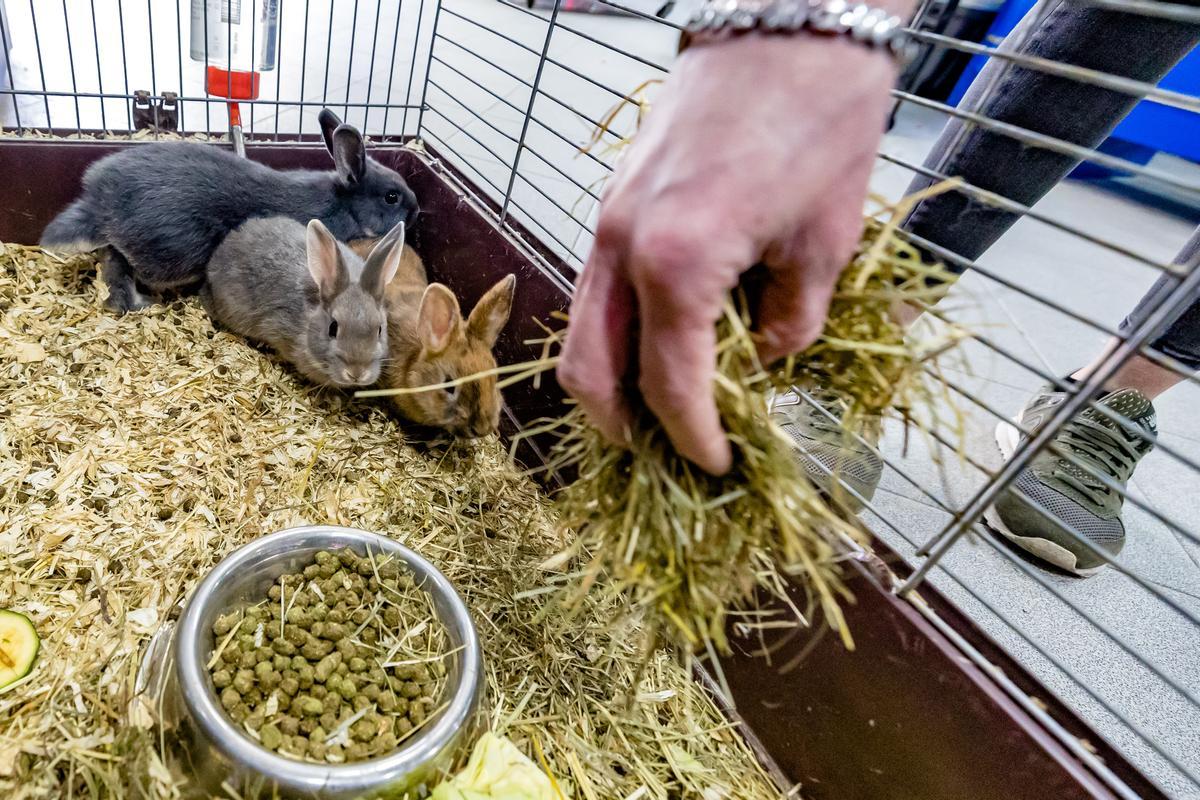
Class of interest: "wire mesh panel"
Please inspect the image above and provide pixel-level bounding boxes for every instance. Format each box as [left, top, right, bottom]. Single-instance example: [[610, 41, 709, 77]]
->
[[3, 0, 1200, 797], [877, 5, 1200, 797], [0, 0, 434, 139], [413, 2, 1200, 796], [412, 0, 680, 282]]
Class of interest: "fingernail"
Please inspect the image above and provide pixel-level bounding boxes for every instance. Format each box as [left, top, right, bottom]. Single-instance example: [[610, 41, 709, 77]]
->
[[692, 440, 732, 476], [711, 443, 733, 476]]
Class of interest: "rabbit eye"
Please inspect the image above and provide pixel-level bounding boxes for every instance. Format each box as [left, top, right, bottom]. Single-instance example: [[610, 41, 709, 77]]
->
[[385, 191, 400, 205], [328, 319, 339, 338]]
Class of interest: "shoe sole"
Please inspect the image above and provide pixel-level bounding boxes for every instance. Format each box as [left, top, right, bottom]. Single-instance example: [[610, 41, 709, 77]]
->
[[984, 419, 1104, 578]]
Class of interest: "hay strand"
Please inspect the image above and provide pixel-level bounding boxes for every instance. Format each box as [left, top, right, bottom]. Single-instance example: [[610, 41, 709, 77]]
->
[[0, 241, 779, 798], [522, 194, 967, 664]]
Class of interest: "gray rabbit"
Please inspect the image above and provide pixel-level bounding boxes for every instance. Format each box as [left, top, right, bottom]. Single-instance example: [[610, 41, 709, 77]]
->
[[40, 109, 417, 314], [204, 217, 406, 388]]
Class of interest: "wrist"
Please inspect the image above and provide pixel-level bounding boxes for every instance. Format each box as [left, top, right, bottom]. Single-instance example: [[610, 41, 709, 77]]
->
[[674, 28, 903, 101]]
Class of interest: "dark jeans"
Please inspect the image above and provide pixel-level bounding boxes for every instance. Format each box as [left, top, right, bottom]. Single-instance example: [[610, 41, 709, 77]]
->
[[902, 0, 1200, 371]]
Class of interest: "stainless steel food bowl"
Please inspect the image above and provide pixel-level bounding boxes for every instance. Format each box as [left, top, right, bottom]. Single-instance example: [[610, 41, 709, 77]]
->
[[169, 525, 482, 799]]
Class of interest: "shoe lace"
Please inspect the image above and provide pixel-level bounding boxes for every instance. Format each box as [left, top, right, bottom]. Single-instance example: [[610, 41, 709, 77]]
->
[[800, 389, 850, 437], [1051, 416, 1147, 507]]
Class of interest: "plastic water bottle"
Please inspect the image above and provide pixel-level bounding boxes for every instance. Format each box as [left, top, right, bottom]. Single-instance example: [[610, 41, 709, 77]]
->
[[190, 0, 279, 77], [190, 0, 279, 155]]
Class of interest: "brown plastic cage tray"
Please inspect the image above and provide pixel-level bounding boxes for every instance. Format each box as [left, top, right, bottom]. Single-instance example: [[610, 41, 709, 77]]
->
[[0, 136, 1169, 800]]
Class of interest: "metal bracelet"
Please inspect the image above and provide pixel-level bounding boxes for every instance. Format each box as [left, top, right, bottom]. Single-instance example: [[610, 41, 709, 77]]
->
[[685, 0, 916, 63]]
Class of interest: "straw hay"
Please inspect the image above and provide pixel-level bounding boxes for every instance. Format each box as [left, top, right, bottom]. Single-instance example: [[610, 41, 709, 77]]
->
[[0, 128, 229, 142], [523, 193, 966, 673], [515, 80, 969, 666], [0, 244, 779, 798]]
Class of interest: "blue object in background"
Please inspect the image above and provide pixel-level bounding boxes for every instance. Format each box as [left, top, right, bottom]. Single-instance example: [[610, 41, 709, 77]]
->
[[946, 0, 1037, 108], [947, 0, 1200, 176]]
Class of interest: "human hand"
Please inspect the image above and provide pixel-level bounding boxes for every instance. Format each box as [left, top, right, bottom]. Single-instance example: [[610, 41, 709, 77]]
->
[[557, 33, 899, 475]]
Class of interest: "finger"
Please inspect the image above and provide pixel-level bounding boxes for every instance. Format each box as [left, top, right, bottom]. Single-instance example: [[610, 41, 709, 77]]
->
[[558, 240, 635, 445], [756, 258, 838, 366], [639, 312, 731, 475], [632, 238, 735, 476], [758, 165, 869, 365]]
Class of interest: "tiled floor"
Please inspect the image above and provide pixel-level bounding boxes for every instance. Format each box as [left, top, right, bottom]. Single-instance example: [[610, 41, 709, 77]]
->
[[5, 0, 1200, 796], [875, 108, 1200, 798]]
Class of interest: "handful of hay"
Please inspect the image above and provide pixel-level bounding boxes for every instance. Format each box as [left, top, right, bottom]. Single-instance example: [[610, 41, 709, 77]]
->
[[513, 79, 969, 666], [530, 199, 965, 666]]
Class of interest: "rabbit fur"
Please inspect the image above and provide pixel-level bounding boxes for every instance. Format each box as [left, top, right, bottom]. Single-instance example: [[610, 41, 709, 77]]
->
[[204, 216, 406, 389], [376, 238, 516, 438], [41, 109, 417, 314]]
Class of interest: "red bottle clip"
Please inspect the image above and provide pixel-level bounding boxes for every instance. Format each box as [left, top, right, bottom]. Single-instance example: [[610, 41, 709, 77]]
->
[[205, 66, 261, 101]]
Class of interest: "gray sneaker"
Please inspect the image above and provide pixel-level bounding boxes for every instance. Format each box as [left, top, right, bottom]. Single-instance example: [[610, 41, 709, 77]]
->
[[984, 386, 1157, 576], [771, 389, 883, 511]]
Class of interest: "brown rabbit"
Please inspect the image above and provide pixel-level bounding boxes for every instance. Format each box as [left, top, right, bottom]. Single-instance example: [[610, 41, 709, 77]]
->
[[347, 236, 422, 267], [356, 235, 516, 438]]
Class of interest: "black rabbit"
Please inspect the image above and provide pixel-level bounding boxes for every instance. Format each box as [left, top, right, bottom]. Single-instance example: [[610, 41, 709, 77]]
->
[[41, 109, 418, 313]]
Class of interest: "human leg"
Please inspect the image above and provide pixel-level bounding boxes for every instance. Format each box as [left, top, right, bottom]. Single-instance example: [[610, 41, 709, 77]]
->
[[985, 227, 1200, 574], [901, 0, 1200, 262], [779, 2, 1200, 558]]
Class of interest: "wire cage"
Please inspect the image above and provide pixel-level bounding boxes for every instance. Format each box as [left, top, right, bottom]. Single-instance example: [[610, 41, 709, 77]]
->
[[2, 1, 1200, 798]]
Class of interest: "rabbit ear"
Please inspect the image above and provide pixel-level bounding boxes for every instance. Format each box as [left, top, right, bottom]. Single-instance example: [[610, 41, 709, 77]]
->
[[418, 284, 462, 355], [331, 125, 367, 187], [318, 109, 343, 156], [306, 220, 348, 301], [466, 274, 516, 348], [360, 221, 406, 297]]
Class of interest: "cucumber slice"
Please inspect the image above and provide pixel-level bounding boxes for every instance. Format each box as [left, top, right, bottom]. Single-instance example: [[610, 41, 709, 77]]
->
[[0, 610, 40, 688]]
